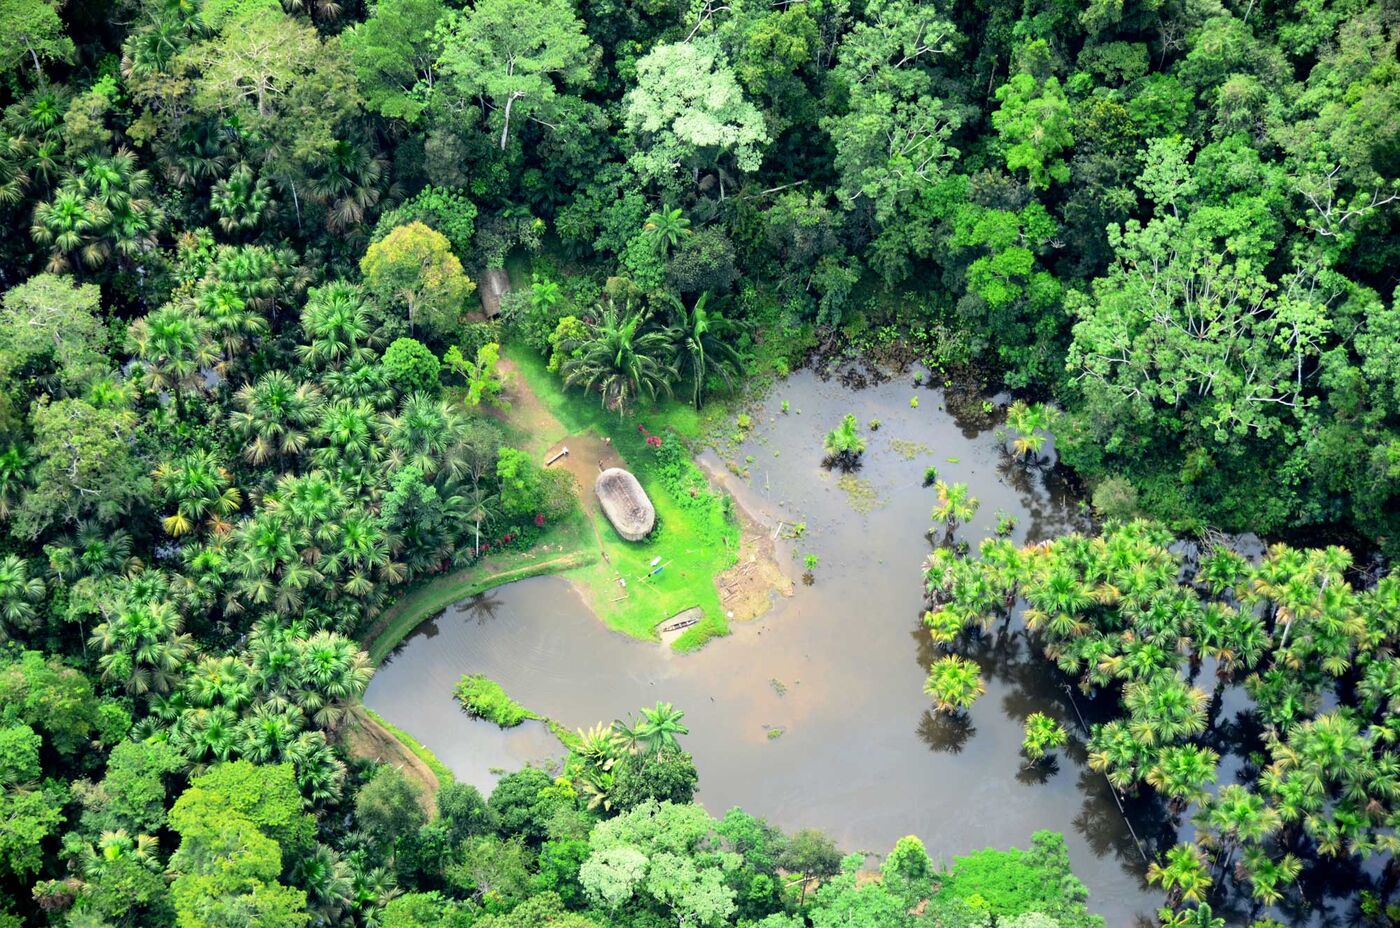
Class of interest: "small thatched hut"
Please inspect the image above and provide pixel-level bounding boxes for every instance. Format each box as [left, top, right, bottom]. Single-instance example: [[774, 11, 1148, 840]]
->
[[595, 468, 655, 541], [478, 267, 511, 318]]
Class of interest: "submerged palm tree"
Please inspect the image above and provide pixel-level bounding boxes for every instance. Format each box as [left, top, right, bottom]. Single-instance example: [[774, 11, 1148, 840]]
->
[[1006, 400, 1055, 460], [923, 655, 984, 714], [1146, 744, 1219, 813], [560, 304, 677, 416], [1147, 843, 1212, 906], [822, 414, 866, 469], [931, 481, 979, 538]]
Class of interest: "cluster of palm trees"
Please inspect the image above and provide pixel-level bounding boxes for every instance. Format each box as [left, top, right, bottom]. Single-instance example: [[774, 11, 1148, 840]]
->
[[85, 560, 371, 804], [556, 286, 746, 414], [568, 701, 690, 811], [0, 225, 542, 832], [919, 519, 1400, 919]]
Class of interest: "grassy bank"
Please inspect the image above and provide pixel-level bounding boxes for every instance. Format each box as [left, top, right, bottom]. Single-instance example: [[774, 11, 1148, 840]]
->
[[362, 507, 596, 663], [508, 349, 741, 649], [362, 707, 456, 787]]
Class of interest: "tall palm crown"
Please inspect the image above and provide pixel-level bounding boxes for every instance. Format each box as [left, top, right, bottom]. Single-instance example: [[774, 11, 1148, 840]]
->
[[634, 701, 690, 754], [231, 372, 324, 464], [560, 302, 677, 416], [666, 292, 744, 409], [643, 205, 691, 254]]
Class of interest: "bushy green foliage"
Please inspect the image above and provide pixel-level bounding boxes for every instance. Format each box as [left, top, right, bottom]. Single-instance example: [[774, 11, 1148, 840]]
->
[[382, 337, 441, 395], [933, 832, 1102, 927], [1, 0, 1398, 920]]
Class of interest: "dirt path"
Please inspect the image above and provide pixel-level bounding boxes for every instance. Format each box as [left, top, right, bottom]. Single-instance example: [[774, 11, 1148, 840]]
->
[[342, 707, 439, 817]]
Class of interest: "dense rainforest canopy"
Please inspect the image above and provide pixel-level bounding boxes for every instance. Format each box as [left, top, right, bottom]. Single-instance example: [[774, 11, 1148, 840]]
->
[[0, 0, 1396, 924]]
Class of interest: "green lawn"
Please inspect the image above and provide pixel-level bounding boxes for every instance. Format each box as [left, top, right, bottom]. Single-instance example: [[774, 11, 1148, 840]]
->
[[508, 348, 741, 650]]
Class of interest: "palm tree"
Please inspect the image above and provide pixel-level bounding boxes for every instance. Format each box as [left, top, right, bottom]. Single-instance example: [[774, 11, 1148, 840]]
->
[[1122, 675, 1209, 747], [1021, 712, 1068, 762], [299, 281, 377, 369], [822, 413, 867, 469], [0, 554, 44, 642], [465, 485, 502, 558], [292, 844, 355, 928], [643, 205, 691, 255], [634, 701, 690, 754], [196, 281, 268, 369], [1156, 903, 1225, 928], [382, 393, 469, 482], [923, 655, 984, 714], [128, 303, 219, 419], [1023, 564, 1093, 642], [231, 372, 324, 464], [309, 140, 386, 233], [1147, 744, 1220, 813], [1147, 843, 1212, 906], [287, 731, 348, 806], [573, 722, 623, 769], [1086, 719, 1150, 791], [153, 449, 243, 537], [210, 162, 273, 234], [73, 829, 162, 886], [1005, 400, 1054, 460], [665, 292, 744, 409], [0, 443, 28, 523], [90, 599, 196, 697], [1196, 784, 1281, 876], [560, 304, 678, 416], [1238, 845, 1301, 906], [30, 187, 102, 272], [236, 700, 305, 763], [931, 481, 979, 538], [290, 630, 373, 733], [183, 654, 254, 711]]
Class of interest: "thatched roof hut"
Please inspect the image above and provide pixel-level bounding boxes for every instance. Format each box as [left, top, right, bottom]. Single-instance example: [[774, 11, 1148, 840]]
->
[[479, 267, 511, 318], [595, 468, 655, 541]]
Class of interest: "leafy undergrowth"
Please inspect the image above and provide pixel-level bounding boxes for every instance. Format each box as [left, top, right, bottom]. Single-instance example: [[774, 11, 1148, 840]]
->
[[453, 673, 540, 727], [508, 347, 741, 649]]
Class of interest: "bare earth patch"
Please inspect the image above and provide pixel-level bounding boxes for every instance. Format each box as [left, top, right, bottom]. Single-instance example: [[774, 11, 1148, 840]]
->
[[714, 491, 794, 622], [342, 707, 439, 817]]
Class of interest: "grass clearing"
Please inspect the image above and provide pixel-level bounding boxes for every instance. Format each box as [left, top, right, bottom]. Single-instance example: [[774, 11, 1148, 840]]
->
[[508, 348, 741, 649]]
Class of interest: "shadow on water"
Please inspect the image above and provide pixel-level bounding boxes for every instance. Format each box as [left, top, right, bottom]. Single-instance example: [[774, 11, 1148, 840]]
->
[[366, 368, 1370, 925]]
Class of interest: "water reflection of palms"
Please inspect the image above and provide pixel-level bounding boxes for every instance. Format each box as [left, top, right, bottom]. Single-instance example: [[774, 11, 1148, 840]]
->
[[918, 709, 975, 754], [461, 591, 505, 625]]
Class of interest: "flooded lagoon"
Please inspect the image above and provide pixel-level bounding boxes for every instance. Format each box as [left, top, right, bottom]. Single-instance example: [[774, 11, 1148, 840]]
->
[[367, 369, 1164, 923]]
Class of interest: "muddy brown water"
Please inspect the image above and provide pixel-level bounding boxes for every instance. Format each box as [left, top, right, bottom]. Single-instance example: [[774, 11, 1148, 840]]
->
[[365, 370, 1361, 926]]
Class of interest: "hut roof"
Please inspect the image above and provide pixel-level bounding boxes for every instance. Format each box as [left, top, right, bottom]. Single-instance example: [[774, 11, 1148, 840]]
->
[[478, 267, 511, 318], [594, 468, 655, 541]]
